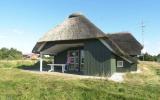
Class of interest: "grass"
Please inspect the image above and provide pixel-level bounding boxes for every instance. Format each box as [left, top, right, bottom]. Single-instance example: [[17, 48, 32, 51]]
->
[[0, 60, 35, 68], [0, 60, 160, 100], [124, 61, 160, 85]]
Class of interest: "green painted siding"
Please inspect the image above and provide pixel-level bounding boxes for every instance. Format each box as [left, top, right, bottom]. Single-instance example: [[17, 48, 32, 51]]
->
[[54, 50, 67, 64], [116, 56, 137, 72], [84, 39, 113, 76], [53, 39, 137, 76], [54, 47, 83, 64], [110, 56, 116, 75]]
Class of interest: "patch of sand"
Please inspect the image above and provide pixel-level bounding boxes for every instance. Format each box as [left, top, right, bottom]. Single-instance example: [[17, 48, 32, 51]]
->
[[23, 70, 125, 82], [108, 73, 125, 82]]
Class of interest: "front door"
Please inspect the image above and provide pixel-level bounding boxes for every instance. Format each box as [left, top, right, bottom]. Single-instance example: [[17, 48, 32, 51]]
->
[[67, 50, 80, 71]]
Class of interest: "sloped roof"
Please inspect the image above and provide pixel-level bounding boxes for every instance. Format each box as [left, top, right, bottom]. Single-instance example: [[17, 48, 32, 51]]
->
[[38, 13, 105, 42], [107, 32, 143, 55], [32, 13, 142, 63], [100, 38, 138, 63]]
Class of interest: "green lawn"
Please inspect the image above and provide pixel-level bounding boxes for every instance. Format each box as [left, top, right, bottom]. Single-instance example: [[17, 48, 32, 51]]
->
[[0, 60, 160, 100]]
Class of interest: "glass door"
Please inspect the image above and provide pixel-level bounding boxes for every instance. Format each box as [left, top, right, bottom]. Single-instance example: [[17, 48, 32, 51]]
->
[[80, 50, 85, 73], [67, 50, 80, 71]]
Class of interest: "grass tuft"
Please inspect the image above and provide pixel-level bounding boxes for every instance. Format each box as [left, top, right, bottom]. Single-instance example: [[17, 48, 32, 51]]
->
[[0, 60, 160, 99]]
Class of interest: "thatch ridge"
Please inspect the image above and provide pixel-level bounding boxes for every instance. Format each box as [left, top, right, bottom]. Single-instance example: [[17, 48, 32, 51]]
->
[[38, 13, 105, 42], [107, 32, 143, 55]]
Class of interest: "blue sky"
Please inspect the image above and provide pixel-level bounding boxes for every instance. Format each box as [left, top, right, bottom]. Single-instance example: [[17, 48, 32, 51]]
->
[[0, 0, 159, 55]]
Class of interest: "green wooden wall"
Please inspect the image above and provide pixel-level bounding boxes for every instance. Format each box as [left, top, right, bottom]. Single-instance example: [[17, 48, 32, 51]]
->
[[53, 39, 136, 76], [54, 47, 83, 64], [110, 56, 116, 75], [116, 56, 137, 72], [84, 39, 114, 76], [54, 50, 67, 64]]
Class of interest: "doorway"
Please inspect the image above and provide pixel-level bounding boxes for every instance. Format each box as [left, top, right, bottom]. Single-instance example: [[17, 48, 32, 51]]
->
[[67, 50, 80, 71], [67, 49, 84, 73]]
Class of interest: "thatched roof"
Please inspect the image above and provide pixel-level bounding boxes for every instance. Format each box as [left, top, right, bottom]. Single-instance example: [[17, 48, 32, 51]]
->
[[100, 37, 138, 63], [32, 13, 142, 63], [38, 13, 105, 42], [107, 32, 143, 55]]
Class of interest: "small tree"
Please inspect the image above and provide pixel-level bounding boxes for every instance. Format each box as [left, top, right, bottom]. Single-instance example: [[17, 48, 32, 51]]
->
[[0, 47, 23, 60], [139, 52, 157, 61], [157, 54, 160, 62]]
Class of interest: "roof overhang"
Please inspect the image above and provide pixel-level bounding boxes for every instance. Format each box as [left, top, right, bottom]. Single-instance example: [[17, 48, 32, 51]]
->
[[41, 43, 84, 55]]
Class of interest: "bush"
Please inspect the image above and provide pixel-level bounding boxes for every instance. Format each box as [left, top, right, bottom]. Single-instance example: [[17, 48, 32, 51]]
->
[[0, 48, 23, 60], [157, 54, 160, 62], [139, 53, 157, 61]]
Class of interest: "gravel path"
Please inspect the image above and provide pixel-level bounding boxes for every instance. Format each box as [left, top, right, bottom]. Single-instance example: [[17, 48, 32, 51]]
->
[[24, 70, 125, 82]]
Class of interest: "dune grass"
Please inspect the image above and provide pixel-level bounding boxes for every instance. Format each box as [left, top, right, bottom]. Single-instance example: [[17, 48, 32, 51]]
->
[[0, 60, 160, 100], [124, 61, 160, 85], [0, 60, 35, 68]]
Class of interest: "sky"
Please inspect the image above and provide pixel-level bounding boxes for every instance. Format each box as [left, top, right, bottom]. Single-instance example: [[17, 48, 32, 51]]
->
[[0, 0, 159, 55]]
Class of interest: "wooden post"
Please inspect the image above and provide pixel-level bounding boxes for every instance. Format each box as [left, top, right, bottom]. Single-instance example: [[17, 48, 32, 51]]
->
[[51, 56, 54, 72], [40, 52, 43, 72], [62, 65, 66, 73], [51, 65, 54, 72]]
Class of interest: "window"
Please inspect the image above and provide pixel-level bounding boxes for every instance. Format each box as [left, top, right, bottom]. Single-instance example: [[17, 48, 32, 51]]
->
[[67, 50, 79, 64], [117, 61, 123, 67]]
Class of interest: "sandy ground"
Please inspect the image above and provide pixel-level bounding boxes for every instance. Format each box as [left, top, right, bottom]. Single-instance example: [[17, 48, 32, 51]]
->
[[108, 73, 125, 82], [24, 70, 126, 82]]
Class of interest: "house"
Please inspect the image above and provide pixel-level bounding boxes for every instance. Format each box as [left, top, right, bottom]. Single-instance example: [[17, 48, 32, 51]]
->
[[23, 53, 39, 60], [32, 13, 143, 76]]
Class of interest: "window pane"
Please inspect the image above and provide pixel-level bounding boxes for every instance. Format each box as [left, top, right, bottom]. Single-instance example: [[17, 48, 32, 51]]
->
[[81, 50, 84, 64], [117, 61, 123, 67]]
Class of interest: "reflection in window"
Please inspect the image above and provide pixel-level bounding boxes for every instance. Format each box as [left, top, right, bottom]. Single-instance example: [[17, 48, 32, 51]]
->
[[81, 50, 84, 64]]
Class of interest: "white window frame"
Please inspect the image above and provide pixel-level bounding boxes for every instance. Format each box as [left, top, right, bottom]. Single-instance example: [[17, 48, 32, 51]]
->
[[117, 61, 124, 67]]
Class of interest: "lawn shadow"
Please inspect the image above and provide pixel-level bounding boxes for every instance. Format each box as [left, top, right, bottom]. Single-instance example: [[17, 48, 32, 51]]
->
[[17, 60, 84, 74], [17, 61, 51, 72]]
